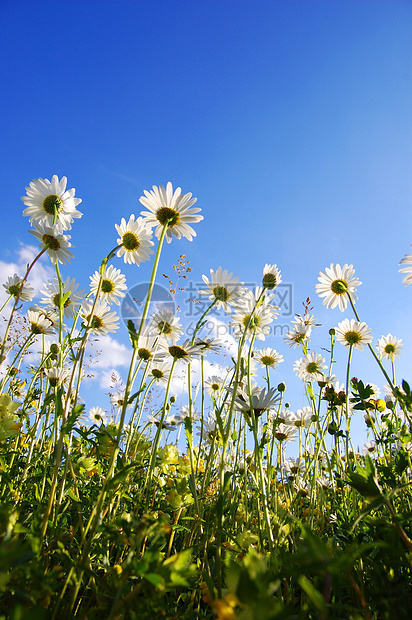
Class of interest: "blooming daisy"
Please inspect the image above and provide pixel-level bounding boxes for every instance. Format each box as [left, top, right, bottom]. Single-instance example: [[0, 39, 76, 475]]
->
[[149, 309, 183, 343], [284, 457, 306, 478], [115, 215, 154, 265], [196, 415, 220, 445], [27, 309, 55, 336], [234, 385, 280, 419], [90, 265, 127, 306], [21, 175, 82, 234], [284, 322, 312, 348], [231, 288, 277, 341], [290, 407, 313, 429], [40, 276, 84, 318], [29, 222, 74, 265], [335, 318, 372, 351], [3, 274, 34, 302], [81, 299, 119, 335], [205, 375, 225, 398], [262, 264, 282, 290], [399, 246, 412, 286], [377, 334, 403, 360], [139, 182, 203, 243], [199, 267, 244, 313], [195, 337, 222, 354], [45, 366, 71, 388], [149, 360, 172, 385], [29, 304, 60, 329], [88, 406, 108, 426], [164, 339, 206, 364], [294, 352, 327, 382], [362, 440, 377, 456], [268, 407, 295, 426], [136, 328, 163, 362], [315, 263, 361, 311], [110, 389, 131, 412], [255, 347, 284, 369], [274, 423, 298, 443]]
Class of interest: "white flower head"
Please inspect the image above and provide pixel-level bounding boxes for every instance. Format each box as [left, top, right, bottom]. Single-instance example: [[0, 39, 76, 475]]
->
[[284, 322, 312, 348], [335, 318, 372, 351], [149, 360, 172, 385], [27, 309, 55, 336], [231, 288, 277, 341], [90, 265, 127, 306], [262, 264, 282, 290], [399, 246, 412, 286], [21, 175, 82, 233], [294, 352, 327, 383], [45, 366, 71, 388], [205, 375, 225, 398], [88, 406, 108, 426], [255, 347, 284, 369], [81, 299, 119, 335], [115, 215, 154, 265], [377, 334, 403, 360], [199, 267, 244, 313], [3, 274, 34, 302], [29, 222, 74, 265], [139, 182, 203, 243], [149, 309, 183, 343], [316, 263, 361, 311], [40, 276, 84, 318], [164, 339, 206, 364]]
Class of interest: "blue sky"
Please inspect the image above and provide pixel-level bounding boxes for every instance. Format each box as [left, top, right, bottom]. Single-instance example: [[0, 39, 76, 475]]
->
[[1, 0, 411, 445]]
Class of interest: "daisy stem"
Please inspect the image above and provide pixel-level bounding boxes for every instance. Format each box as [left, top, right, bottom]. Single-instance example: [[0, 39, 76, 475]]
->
[[345, 344, 354, 469]]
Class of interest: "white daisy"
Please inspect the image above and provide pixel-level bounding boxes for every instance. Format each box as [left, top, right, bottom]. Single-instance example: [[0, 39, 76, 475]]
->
[[3, 274, 34, 302], [268, 407, 295, 426], [29, 222, 74, 265], [149, 309, 183, 343], [315, 263, 361, 311], [45, 366, 71, 388], [139, 181, 203, 243], [255, 347, 284, 369], [90, 265, 127, 306], [197, 415, 220, 446], [164, 339, 206, 364], [290, 407, 313, 429], [40, 276, 84, 318], [110, 390, 131, 412], [136, 327, 163, 362], [115, 215, 154, 265], [284, 322, 312, 348], [29, 304, 60, 329], [274, 423, 298, 443], [199, 267, 244, 313], [231, 288, 278, 341], [335, 318, 372, 351], [262, 264, 282, 290], [21, 175, 82, 233], [149, 360, 172, 385], [205, 375, 225, 398], [399, 246, 412, 286], [377, 334, 403, 360], [88, 406, 108, 426], [284, 457, 306, 478], [27, 309, 55, 336], [294, 352, 327, 382], [81, 299, 119, 335], [234, 385, 280, 420]]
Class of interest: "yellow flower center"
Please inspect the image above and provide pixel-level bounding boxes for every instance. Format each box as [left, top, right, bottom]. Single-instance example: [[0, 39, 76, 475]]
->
[[168, 345, 188, 359], [212, 286, 229, 302], [156, 207, 180, 227], [331, 279, 348, 295], [344, 330, 361, 345], [122, 232, 140, 251], [101, 279, 115, 294], [42, 234, 61, 251], [43, 194, 64, 215]]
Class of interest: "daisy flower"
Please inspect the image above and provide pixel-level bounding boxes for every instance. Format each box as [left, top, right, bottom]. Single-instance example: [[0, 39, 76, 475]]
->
[[195, 337, 222, 354], [21, 175, 82, 234], [115, 215, 154, 265], [377, 334, 403, 360], [362, 440, 377, 456], [294, 352, 326, 382], [262, 264, 282, 290], [139, 181, 203, 243], [45, 366, 71, 388], [231, 288, 277, 341], [29, 304, 60, 329], [234, 385, 280, 419], [197, 415, 220, 446], [88, 406, 108, 426], [81, 299, 119, 335], [110, 389, 131, 412], [27, 309, 55, 336], [205, 375, 225, 398], [255, 347, 284, 369], [29, 222, 74, 265], [149, 309, 183, 343], [290, 407, 313, 429], [399, 246, 412, 286], [149, 360, 172, 385], [315, 263, 361, 311], [164, 339, 206, 364], [274, 423, 298, 443], [284, 457, 306, 478], [199, 267, 244, 313], [335, 318, 372, 351], [268, 407, 295, 426], [90, 265, 127, 306], [284, 322, 312, 348], [136, 328, 163, 362], [3, 274, 34, 302], [40, 276, 84, 318]]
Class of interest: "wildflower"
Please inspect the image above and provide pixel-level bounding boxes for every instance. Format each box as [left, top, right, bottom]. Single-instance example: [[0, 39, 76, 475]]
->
[[164, 339, 205, 364], [316, 263, 361, 311], [255, 347, 284, 369], [362, 440, 377, 455], [205, 375, 225, 397], [88, 406, 108, 426], [284, 457, 306, 478], [317, 476, 333, 490], [284, 322, 312, 348], [294, 352, 326, 382], [27, 309, 55, 336], [110, 389, 131, 412], [149, 309, 183, 343], [45, 366, 71, 388], [0, 394, 22, 441], [231, 288, 277, 341], [268, 407, 295, 426], [147, 414, 177, 431], [90, 265, 127, 306], [29, 222, 74, 265], [335, 318, 372, 351], [197, 415, 221, 445], [262, 264, 282, 290], [139, 181, 203, 243], [195, 337, 222, 353], [29, 304, 60, 328], [81, 299, 119, 335], [115, 214, 154, 265], [274, 423, 298, 443], [234, 385, 280, 420], [290, 406, 313, 428], [21, 175, 82, 233], [199, 267, 244, 313], [399, 246, 412, 286], [40, 276, 84, 318], [377, 334, 403, 360], [3, 274, 34, 302], [149, 360, 172, 385]]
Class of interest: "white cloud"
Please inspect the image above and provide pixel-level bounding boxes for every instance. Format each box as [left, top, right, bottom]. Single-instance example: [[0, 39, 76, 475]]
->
[[83, 335, 131, 388], [0, 243, 54, 308]]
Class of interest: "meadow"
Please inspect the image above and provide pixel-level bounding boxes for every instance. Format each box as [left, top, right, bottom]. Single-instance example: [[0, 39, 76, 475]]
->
[[0, 176, 411, 619]]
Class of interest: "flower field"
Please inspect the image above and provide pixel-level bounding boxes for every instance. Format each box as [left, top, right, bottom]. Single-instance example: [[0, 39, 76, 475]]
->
[[0, 176, 412, 619]]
